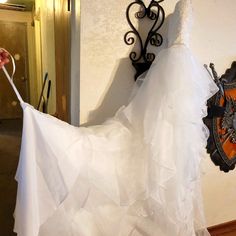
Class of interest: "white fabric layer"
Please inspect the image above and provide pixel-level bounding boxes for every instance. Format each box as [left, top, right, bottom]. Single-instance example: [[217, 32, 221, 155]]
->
[[9, 0, 219, 235]]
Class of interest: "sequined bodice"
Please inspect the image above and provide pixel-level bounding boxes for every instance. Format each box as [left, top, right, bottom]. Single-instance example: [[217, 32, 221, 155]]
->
[[168, 0, 193, 47]]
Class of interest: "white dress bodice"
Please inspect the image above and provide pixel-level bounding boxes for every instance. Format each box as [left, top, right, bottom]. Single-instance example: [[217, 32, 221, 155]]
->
[[168, 0, 193, 47]]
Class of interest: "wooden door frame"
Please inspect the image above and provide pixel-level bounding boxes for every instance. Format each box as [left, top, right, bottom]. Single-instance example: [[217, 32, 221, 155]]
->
[[54, 0, 71, 122], [0, 9, 37, 107]]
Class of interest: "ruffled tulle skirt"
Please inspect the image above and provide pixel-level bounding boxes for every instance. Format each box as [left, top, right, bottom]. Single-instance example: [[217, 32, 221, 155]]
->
[[14, 45, 218, 236]]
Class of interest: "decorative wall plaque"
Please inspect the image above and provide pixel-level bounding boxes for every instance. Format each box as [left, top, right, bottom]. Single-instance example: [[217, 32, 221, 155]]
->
[[205, 62, 236, 172]]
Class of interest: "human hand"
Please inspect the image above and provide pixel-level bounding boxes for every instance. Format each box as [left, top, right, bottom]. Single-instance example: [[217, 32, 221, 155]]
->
[[0, 49, 10, 69]]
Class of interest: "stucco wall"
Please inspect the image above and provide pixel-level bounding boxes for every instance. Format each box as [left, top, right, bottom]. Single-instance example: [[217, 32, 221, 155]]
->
[[71, 0, 81, 126], [80, 0, 236, 226], [190, 0, 236, 227]]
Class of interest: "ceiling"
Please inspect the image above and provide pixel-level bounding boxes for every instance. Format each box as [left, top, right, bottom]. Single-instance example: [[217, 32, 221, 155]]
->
[[2, 0, 35, 11]]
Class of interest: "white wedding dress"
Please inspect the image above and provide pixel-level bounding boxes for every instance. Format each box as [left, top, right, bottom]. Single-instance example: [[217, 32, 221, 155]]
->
[[2, 0, 219, 235]]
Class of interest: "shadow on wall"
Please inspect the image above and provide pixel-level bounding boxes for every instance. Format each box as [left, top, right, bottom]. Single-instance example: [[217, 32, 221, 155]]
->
[[82, 13, 171, 126], [82, 58, 135, 126]]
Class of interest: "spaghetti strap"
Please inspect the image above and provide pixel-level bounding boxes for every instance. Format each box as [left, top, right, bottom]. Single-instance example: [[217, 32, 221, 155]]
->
[[1, 49, 24, 104], [2, 66, 24, 104]]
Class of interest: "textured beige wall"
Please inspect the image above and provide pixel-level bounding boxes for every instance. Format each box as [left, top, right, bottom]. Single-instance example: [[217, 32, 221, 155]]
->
[[80, 0, 135, 125], [190, 0, 236, 227], [71, 0, 81, 126], [80, 0, 236, 226]]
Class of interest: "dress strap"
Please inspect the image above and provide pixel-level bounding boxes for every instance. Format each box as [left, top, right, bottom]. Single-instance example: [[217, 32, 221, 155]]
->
[[1, 48, 24, 104]]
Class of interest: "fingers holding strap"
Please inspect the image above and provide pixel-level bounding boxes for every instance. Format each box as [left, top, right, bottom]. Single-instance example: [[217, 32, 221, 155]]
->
[[0, 48, 24, 104], [0, 48, 10, 69], [0, 48, 16, 79]]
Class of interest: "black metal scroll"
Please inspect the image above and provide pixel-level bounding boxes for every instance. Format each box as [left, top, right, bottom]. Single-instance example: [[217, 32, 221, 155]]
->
[[124, 0, 165, 80]]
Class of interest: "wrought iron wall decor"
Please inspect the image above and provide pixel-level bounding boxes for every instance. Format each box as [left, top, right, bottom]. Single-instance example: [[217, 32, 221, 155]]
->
[[124, 0, 165, 80], [204, 62, 236, 172]]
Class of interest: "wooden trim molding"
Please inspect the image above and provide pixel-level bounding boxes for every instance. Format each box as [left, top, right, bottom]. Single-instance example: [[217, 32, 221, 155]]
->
[[54, 0, 71, 122], [208, 220, 236, 236]]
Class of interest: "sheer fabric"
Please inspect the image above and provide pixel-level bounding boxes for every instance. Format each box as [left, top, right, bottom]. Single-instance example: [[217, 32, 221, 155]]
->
[[4, 0, 219, 235]]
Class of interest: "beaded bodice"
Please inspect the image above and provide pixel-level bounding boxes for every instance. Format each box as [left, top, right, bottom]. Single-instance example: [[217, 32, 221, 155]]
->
[[168, 0, 193, 47]]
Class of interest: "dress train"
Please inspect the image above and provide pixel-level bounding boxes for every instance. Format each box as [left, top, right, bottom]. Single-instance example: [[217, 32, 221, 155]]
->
[[1, 0, 219, 235]]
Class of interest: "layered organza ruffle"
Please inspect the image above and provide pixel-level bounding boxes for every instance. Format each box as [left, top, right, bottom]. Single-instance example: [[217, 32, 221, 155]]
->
[[14, 44, 218, 236]]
